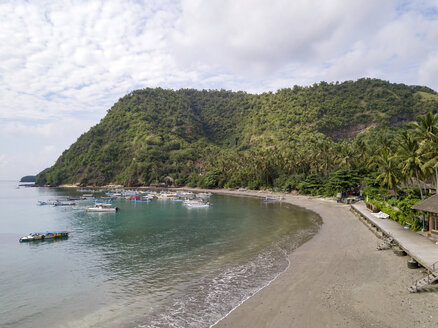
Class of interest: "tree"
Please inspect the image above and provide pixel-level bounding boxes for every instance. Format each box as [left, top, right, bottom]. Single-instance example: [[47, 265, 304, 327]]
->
[[397, 132, 425, 199], [412, 112, 438, 190], [375, 149, 400, 191]]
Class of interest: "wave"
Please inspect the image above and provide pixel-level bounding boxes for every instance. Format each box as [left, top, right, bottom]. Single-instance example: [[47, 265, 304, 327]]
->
[[138, 213, 321, 328]]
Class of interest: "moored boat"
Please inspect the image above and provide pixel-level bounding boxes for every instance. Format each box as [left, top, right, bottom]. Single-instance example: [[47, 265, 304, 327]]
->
[[94, 200, 113, 207], [197, 192, 212, 198], [82, 193, 94, 198], [87, 205, 119, 212], [183, 200, 211, 208], [38, 200, 58, 205], [19, 231, 70, 242], [53, 201, 77, 206]]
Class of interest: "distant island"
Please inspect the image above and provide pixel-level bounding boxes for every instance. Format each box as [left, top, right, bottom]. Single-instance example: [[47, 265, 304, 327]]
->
[[20, 175, 37, 183]]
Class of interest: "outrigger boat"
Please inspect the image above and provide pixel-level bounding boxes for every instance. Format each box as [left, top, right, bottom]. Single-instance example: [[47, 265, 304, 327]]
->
[[38, 200, 58, 205], [19, 231, 70, 242], [183, 200, 211, 208], [94, 200, 113, 207], [261, 196, 285, 202], [87, 205, 119, 212], [53, 201, 77, 206]]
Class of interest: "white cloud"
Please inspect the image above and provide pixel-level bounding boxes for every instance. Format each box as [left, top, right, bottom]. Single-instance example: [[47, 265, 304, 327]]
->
[[0, 154, 7, 170], [0, 0, 181, 121], [171, 0, 397, 77], [170, 0, 438, 90], [1, 0, 438, 179]]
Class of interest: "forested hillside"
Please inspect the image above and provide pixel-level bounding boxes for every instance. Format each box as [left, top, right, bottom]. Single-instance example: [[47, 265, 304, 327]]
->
[[36, 78, 438, 191]]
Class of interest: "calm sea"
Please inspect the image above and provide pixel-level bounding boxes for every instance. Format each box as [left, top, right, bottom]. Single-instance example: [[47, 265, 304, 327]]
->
[[0, 181, 320, 328]]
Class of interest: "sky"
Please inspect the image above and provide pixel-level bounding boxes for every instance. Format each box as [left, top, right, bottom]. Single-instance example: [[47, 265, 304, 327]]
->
[[1, 0, 438, 180]]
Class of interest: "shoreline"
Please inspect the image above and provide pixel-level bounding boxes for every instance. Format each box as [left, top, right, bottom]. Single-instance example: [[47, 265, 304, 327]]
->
[[37, 184, 438, 326], [176, 188, 438, 328]]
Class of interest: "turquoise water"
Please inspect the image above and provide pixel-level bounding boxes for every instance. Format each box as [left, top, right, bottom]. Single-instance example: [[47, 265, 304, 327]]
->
[[0, 181, 320, 328]]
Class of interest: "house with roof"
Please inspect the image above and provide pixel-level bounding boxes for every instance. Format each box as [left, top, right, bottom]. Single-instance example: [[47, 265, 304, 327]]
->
[[412, 194, 438, 234]]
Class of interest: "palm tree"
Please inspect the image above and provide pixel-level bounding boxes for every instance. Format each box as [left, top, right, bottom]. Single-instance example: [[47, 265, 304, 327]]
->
[[375, 149, 400, 191], [412, 112, 438, 190], [314, 140, 334, 176], [397, 132, 425, 199], [421, 133, 438, 191], [353, 138, 369, 163], [411, 112, 438, 139], [335, 141, 354, 169], [376, 134, 393, 153]]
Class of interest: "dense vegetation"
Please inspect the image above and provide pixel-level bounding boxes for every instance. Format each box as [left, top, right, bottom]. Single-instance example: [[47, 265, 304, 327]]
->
[[36, 79, 438, 202], [20, 175, 36, 182]]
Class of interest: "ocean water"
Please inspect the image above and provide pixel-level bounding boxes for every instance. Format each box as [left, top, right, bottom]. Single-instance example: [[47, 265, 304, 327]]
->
[[0, 181, 321, 328]]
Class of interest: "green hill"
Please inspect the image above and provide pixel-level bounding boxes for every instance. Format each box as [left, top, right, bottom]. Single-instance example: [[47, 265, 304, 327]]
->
[[36, 78, 438, 188], [20, 175, 37, 183]]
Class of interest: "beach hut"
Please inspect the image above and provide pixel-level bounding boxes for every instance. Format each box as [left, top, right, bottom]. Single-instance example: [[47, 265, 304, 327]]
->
[[412, 194, 438, 234]]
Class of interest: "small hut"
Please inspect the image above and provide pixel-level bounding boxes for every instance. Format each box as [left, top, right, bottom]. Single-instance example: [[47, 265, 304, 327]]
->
[[412, 194, 438, 234]]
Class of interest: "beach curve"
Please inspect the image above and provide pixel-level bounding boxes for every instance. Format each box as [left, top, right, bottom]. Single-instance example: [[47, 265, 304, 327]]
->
[[174, 188, 438, 328]]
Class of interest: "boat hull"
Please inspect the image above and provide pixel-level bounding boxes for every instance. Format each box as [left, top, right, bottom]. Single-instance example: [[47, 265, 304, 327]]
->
[[19, 232, 70, 242], [87, 207, 119, 212]]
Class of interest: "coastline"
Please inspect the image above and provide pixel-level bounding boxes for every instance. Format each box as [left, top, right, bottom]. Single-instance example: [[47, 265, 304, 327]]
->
[[174, 188, 438, 328], [51, 185, 438, 326]]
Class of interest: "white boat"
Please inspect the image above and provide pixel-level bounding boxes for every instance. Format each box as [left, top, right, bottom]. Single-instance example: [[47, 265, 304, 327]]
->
[[197, 192, 212, 198], [177, 191, 194, 197], [87, 205, 119, 212], [94, 200, 113, 207], [95, 202, 113, 207], [185, 202, 211, 208], [38, 200, 57, 205], [183, 200, 211, 208], [156, 192, 178, 199]]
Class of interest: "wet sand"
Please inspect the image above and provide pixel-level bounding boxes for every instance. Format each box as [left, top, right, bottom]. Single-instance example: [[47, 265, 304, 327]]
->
[[178, 189, 438, 328]]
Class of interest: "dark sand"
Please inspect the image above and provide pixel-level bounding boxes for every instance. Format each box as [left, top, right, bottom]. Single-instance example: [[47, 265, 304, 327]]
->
[[185, 189, 438, 328]]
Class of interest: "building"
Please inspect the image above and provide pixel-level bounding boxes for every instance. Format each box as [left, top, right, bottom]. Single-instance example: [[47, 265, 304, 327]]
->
[[412, 194, 438, 234]]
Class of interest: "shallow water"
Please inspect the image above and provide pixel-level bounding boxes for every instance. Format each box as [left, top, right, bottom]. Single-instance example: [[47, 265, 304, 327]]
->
[[0, 181, 320, 328]]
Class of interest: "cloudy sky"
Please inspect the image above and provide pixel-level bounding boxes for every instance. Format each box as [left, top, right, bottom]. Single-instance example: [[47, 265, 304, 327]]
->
[[1, 0, 438, 180]]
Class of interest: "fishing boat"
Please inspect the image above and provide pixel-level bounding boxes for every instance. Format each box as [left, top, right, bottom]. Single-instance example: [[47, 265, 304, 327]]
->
[[131, 198, 150, 202], [94, 200, 113, 207], [127, 194, 142, 200], [106, 191, 122, 197], [82, 193, 94, 198], [183, 200, 211, 208], [177, 191, 194, 197], [157, 192, 179, 200], [19, 231, 70, 242], [261, 196, 285, 202], [38, 200, 58, 205], [197, 192, 212, 198], [87, 205, 119, 212], [53, 201, 77, 206]]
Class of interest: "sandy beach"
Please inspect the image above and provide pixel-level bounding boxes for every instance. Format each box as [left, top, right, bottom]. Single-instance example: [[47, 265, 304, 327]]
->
[[175, 188, 438, 328]]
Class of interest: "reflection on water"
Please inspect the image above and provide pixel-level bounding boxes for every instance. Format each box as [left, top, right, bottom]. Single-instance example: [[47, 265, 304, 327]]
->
[[0, 182, 320, 328]]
